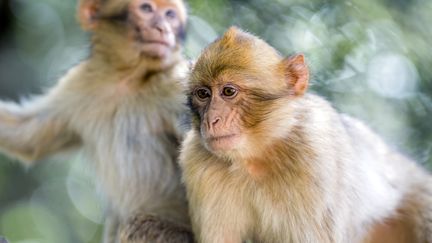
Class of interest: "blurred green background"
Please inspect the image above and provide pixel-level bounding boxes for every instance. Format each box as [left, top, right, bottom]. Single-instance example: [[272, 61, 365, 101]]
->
[[0, 0, 431, 242]]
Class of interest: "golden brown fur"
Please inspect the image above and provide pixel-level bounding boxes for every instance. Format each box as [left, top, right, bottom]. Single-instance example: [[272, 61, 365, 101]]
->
[[180, 27, 432, 243], [0, 0, 193, 242]]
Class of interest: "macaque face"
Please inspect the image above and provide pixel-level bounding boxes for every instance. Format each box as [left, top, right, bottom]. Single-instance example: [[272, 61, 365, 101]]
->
[[88, 0, 186, 59], [190, 75, 246, 153], [189, 72, 286, 155], [128, 0, 185, 58]]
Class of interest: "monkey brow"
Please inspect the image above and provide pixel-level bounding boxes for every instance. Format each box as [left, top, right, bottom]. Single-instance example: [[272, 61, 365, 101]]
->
[[97, 10, 129, 23]]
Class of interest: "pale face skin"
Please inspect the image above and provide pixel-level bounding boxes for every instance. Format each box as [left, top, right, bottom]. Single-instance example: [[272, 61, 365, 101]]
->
[[193, 83, 242, 152], [128, 0, 184, 58]]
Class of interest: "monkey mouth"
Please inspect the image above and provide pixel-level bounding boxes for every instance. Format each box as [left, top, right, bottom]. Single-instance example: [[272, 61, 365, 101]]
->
[[137, 40, 174, 58], [208, 134, 238, 141], [142, 40, 171, 46]]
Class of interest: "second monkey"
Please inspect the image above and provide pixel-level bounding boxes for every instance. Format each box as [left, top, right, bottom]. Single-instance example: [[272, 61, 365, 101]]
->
[[0, 0, 193, 242]]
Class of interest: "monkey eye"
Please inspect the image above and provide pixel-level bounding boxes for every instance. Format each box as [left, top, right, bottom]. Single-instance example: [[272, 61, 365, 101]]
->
[[195, 87, 211, 101], [165, 9, 177, 19], [222, 86, 238, 97], [140, 3, 153, 13]]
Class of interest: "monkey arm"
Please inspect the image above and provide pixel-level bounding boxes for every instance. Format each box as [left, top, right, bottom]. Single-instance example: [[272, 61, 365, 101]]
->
[[0, 95, 80, 164]]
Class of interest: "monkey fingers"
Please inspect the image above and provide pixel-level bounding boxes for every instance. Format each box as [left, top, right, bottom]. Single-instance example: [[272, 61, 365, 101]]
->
[[119, 214, 194, 243]]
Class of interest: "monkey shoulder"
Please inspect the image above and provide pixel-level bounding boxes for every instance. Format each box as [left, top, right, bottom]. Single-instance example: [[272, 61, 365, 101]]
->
[[47, 65, 187, 156]]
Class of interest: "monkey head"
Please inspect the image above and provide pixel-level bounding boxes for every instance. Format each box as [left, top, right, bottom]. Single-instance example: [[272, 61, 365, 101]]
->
[[187, 27, 309, 159], [77, 0, 187, 67]]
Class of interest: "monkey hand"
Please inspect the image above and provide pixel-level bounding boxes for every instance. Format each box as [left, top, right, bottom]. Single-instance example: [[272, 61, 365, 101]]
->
[[119, 214, 194, 243]]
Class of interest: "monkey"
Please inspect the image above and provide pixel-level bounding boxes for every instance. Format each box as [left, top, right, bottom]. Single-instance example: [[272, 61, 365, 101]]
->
[[0, 0, 194, 242], [179, 26, 432, 243]]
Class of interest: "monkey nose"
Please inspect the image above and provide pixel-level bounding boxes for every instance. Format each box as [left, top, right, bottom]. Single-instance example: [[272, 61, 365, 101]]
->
[[153, 19, 168, 33], [155, 24, 164, 33], [208, 116, 221, 129], [212, 117, 221, 126]]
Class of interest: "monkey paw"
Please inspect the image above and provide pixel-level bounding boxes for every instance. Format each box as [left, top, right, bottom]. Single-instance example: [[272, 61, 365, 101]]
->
[[119, 214, 194, 243]]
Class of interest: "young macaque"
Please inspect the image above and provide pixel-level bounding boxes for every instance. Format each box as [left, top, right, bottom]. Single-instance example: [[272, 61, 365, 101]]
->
[[180, 27, 432, 243], [0, 0, 193, 242]]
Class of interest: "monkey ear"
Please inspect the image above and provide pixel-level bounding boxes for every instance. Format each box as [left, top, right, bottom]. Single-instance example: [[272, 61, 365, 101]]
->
[[281, 54, 309, 96], [77, 0, 101, 31]]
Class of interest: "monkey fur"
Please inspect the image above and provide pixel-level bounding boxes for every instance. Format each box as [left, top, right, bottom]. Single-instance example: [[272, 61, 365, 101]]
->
[[180, 27, 432, 243], [0, 0, 193, 242]]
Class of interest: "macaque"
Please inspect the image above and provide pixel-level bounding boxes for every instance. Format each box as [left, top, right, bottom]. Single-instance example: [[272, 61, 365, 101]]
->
[[0, 0, 193, 242], [180, 27, 432, 243]]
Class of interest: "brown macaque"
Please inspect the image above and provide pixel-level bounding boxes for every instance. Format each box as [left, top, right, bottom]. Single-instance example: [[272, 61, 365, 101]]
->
[[180, 27, 432, 243], [0, 0, 193, 242]]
